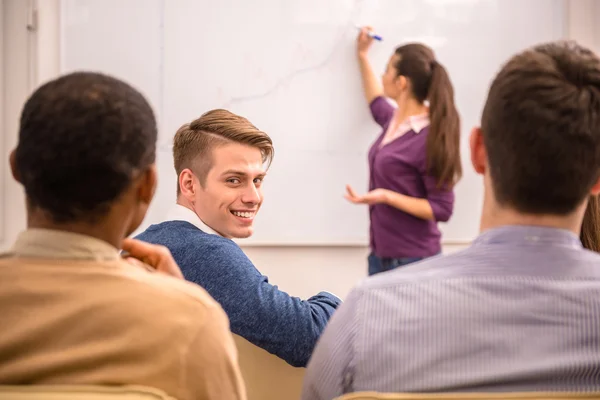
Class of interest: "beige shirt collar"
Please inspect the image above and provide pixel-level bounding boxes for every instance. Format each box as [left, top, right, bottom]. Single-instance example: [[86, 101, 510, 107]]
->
[[165, 204, 222, 236], [10, 229, 120, 261]]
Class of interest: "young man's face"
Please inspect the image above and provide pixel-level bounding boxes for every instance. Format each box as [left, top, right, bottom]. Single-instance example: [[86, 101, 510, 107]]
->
[[194, 142, 265, 238]]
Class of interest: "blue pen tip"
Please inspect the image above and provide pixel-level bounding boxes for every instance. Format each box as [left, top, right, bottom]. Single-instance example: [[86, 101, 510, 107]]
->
[[373, 35, 383, 41]]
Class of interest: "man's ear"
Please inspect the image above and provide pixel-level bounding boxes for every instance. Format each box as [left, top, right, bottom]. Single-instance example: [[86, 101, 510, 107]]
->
[[589, 175, 600, 196], [178, 168, 198, 202], [470, 126, 487, 175], [138, 164, 157, 206], [9, 149, 21, 183]]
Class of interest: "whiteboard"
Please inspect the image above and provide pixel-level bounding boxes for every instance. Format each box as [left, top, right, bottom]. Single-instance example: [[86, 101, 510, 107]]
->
[[61, 0, 566, 245]]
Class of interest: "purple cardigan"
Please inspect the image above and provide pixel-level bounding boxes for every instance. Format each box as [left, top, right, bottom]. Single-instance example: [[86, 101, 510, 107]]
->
[[367, 96, 455, 258]]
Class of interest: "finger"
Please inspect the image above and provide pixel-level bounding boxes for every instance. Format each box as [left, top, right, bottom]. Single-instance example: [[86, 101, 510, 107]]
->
[[122, 239, 184, 280], [122, 238, 167, 267], [161, 261, 185, 279], [345, 193, 366, 204], [346, 185, 359, 198], [344, 194, 356, 203], [124, 257, 153, 272], [345, 188, 358, 201], [121, 238, 153, 260], [357, 27, 368, 39], [361, 26, 374, 38]]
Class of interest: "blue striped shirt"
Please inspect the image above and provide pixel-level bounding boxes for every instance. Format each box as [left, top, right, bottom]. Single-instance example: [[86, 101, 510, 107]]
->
[[302, 226, 600, 399]]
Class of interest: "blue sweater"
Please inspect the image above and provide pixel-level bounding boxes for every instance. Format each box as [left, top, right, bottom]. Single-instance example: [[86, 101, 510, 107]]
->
[[135, 221, 341, 367]]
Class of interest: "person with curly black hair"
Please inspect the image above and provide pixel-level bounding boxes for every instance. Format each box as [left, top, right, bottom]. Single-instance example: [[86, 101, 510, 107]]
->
[[0, 72, 246, 400]]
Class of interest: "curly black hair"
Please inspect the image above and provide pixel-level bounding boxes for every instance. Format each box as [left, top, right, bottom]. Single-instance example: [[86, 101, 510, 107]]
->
[[16, 71, 157, 223]]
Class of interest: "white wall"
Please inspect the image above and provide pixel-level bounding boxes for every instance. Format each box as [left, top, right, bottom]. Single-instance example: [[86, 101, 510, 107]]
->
[[1, 0, 65, 253], [1, 0, 29, 251], [567, 0, 600, 54], [0, 0, 4, 243], [2, 0, 599, 300]]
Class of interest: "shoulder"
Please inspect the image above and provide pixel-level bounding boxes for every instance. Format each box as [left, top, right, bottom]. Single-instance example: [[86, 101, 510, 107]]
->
[[136, 223, 258, 282], [359, 244, 600, 294], [136, 220, 202, 241], [177, 232, 249, 260], [108, 263, 234, 362], [117, 259, 225, 316], [369, 96, 396, 124], [137, 221, 244, 255], [140, 225, 254, 270], [358, 249, 474, 292], [369, 95, 394, 113], [135, 221, 207, 251]]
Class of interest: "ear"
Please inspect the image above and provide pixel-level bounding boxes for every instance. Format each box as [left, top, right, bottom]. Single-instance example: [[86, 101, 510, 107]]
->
[[137, 164, 157, 206], [9, 149, 21, 183], [178, 168, 199, 202], [589, 176, 600, 196], [470, 126, 486, 175], [396, 75, 408, 92]]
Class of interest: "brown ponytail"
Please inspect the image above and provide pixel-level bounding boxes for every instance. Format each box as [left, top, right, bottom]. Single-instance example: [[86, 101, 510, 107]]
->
[[427, 61, 462, 187], [394, 44, 462, 187], [581, 196, 600, 252]]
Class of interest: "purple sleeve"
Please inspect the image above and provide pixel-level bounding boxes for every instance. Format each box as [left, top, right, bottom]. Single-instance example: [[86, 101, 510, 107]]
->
[[422, 174, 455, 222], [369, 96, 395, 128]]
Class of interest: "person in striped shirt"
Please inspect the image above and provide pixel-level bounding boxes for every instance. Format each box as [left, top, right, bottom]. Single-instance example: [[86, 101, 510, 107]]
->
[[302, 40, 600, 399]]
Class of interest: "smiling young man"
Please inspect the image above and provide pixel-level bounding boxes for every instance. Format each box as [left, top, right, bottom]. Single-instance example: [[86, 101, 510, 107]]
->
[[136, 109, 341, 367]]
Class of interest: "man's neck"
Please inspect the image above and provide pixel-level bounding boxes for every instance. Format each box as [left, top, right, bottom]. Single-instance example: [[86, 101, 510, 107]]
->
[[174, 199, 226, 237], [27, 211, 127, 249], [480, 204, 585, 236], [175, 199, 200, 221], [175, 198, 194, 212]]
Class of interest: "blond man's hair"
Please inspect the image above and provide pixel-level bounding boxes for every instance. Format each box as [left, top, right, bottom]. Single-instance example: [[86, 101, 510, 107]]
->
[[173, 109, 274, 193]]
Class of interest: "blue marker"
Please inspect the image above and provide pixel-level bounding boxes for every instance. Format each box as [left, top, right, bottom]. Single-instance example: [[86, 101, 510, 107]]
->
[[356, 25, 383, 41]]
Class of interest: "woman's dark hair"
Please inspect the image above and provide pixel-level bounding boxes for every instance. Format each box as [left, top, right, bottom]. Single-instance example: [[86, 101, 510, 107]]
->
[[582, 196, 600, 252], [394, 43, 462, 187]]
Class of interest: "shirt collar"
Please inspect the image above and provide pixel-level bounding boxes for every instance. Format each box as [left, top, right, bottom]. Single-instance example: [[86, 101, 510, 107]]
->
[[473, 225, 582, 249], [10, 229, 120, 261], [397, 113, 430, 135], [165, 204, 222, 236]]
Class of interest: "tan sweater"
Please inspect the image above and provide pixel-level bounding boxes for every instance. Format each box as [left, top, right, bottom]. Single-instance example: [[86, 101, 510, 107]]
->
[[0, 229, 246, 400]]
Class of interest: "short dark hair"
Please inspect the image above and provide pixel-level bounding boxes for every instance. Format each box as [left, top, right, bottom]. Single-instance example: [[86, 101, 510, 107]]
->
[[173, 109, 273, 193], [16, 71, 157, 223], [481, 41, 600, 214]]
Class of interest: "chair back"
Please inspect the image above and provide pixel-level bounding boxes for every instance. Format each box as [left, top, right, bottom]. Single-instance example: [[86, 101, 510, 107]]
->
[[233, 334, 305, 400], [0, 385, 177, 400], [334, 392, 600, 400]]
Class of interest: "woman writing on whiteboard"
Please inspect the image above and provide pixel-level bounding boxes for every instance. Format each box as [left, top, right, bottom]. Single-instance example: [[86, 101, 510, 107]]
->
[[345, 27, 462, 275]]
